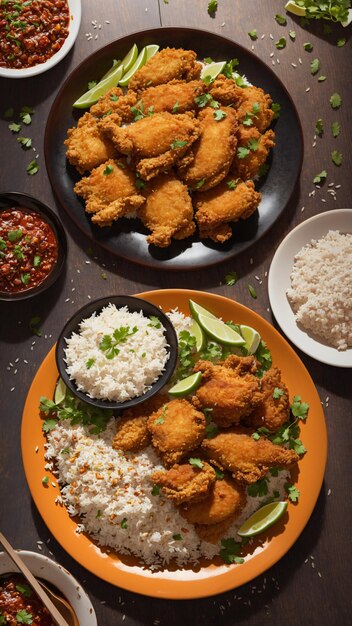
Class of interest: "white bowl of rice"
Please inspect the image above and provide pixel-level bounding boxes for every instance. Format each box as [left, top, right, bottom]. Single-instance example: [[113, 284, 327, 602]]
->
[[56, 295, 178, 409]]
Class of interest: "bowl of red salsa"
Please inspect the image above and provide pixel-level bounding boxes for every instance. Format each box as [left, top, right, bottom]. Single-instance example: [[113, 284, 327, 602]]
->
[[0, 0, 81, 78], [0, 192, 67, 300]]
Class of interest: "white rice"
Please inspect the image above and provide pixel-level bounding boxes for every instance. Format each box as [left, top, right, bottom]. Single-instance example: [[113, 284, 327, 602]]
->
[[287, 230, 352, 350], [64, 304, 169, 401]]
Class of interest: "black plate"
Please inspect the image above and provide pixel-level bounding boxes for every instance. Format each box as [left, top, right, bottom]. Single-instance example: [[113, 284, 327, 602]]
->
[[55, 295, 178, 411], [45, 27, 303, 271], [0, 191, 67, 301]]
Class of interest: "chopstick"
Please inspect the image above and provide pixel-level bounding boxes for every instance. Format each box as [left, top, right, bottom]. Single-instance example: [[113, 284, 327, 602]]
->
[[0, 531, 70, 626]]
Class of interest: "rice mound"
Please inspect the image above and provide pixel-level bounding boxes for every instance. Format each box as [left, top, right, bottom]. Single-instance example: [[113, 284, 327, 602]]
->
[[287, 230, 352, 350], [64, 304, 170, 401]]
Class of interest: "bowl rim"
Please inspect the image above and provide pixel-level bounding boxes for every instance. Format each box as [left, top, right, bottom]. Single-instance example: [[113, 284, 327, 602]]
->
[[0, 0, 82, 79], [55, 294, 178, 410], [0, 191, 67, 301], [0, 549, 97, 625]]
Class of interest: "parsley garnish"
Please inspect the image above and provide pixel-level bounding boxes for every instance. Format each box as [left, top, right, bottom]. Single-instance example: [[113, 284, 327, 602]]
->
[[331, 121, 340, 138], [255, 340, 272, 378], [331, 150, 342, 166], [289, 30, 296, 40], [220, 538, 245, 564], [313, 170, 327, 184], [248, 29, 258, 40], [275, 14, 287, 25], [103, 164, 114, 175], [17, 136, 32, 149], [237, 146, 250, 159], [213, 109, 226, 121], [39, 390, 113, 435], [271, 103, 281, 119], [189, 457, 203, 469], [9, 121, 21, 133], [26, 160, 39, 175], [8, 228, 22, 242], [86, 358, 95, 369], [96, 510, 102, 518], [99, 326, 138, 359], [247, 138, 259, 152], [226, 179, 239, 191], [247, 476, 269, 497], [303, 42, 313, 52], [33, 254, 41, 267], [292, 2, 350, 24], [310, 58, 320, 75], [290, 395, 309, 420], [155, 404, 168, 425], [318, 75, 326, 82], [88, 80, 97, 90], [285, 483, 300, 503], [337, 37, 346, 47], [148, 315, 162, 329], [16, 583, 32, 597], [194, 93, 212, 108], [13, 244, 24, 260], [16, 610, 33, 624], [225, 271, 238, 285], [222, 58, 239, 78], [130, 100, 145, 121], [21, 273, 30, 285], [121, 517, 128, 529], [330, 92, 341, 109], [176, 330, 196, 379], [275, 37, 287, 50], [208, 0, 218, 14], [110, 94, 119, 102], [273, 387, 284, 399], [170, 139, 188, 150]]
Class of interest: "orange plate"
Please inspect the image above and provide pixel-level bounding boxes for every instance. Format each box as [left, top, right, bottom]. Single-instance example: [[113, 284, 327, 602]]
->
[[21, 289, 327, 599]]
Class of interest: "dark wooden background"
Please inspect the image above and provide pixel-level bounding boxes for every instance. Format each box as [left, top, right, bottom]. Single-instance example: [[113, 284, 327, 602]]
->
[[0, 1, 351, 624]]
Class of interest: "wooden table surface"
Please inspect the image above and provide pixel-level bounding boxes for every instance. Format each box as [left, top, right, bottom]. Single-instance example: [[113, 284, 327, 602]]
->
[[0, 1, 351, 624]]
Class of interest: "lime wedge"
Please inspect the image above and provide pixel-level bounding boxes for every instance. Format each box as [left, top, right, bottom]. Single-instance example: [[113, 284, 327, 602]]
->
[[168, 372, 202, 397], [190, 319, 206, 353], [119, 47, 148, 87], [145, 44, 160, 61], [121, 43, 138, 73], [73, 64, 124, 108], [284, 1, 307, 17], [238, 501, 288, 537], [198, 314, 246, 347], [200, 61, 226, 81], [189, 299, 217, 322], [240, 325, 261, 355], [54, 378, 67, 405], [100, 58, 120, 81]]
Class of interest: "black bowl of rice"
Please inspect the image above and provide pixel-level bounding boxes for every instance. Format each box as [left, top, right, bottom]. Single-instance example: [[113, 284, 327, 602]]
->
[[56, 295, 178, 411]]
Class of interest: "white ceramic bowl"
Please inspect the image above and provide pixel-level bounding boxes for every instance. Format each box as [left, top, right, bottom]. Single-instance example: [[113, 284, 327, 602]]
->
[[0, 0, 81, 78], [0, 550, 97, 625], [268, 209, 352, 367]]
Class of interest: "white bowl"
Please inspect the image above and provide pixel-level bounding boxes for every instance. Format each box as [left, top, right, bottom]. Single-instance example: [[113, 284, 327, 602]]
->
[[268, 209, 352, 367], [0, 550, 97, 625], [0, 0, 81, 78]]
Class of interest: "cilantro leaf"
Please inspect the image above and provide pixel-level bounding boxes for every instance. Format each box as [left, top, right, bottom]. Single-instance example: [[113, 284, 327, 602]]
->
[[173, 533, 182, 540], [255, 340, 272, 378], [248, 29, 258, 40], [213, 109, 226, 121], [151, 484, 160, 496], [290, 395, 309, 420], [148, 315, 162, 329], [194, 178, 205, 189], [303, 42, 313, 52], [16, 583, 32, 597], [214, 467, 224, 480], [176, 330, 197, 379], [247, 476, 269, 497], [42, 476, 49, 485], [331, 150, 342, 166], [248, 138, 259, 152], [331, 121, 341, 138], [330, 92, 342, 109], [189, 457, 203, 469], [275, 14, 287, 25], [220, 538, 244, 564], [170, 139, 188, 149], [337, 37, 346, 47], [17, 136, 32, 149], [99, 326, 138, 359], [285, 483, 300, 503], [271, 102, 281, 119], [88, 80, 97, 90], [26, 160, 39, 176], [172, 101, 179, 113], [275, 37, 287, 50], [194, 93, 212, 108], [315, 118, 324, 136], [273, 387, 284, 399], [42, 418, 58, 433], [237, 146, 250, 159], [289, 30, 296, 40], [120, 517, 128, 529], [29, 316, 41, 337], [318, 75, 326, 82], [227, 178, 239, 190], [8, 228, 22, 242], [225, 271, 238, 286], [248, 284, 257, 299], [103, 164, 114, 175], [313, 170, 327, 185], [310, 58, 320, 75], [9, 121, 21, 133], [86, 358, 95, 369], [208, 0, 218, 14]]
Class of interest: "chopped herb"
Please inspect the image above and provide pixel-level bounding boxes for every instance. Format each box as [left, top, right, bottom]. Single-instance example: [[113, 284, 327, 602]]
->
[[151, 484, 160, 496], [313, 170, 327, 184], [33, 254, 41, 267], [252, 432, 260, 441], [194, 178, 205, 189], [130, 99, 145, 121], [61, 448, 70, 455], [225, 271, 238, 285], [255, 340, 272, 377], [331, 149, 342, 166], [318, 75, 326, 82], [189, 457, 203, 469], [275, 37, 287, 50], [26, 160, 39, 175], [258, 163, 269, 177], [248, 284, 257, 299], [16, 610, 33, 624], [243, 113, 254, 127], [330, 92, 341, 109], [172, 101, 179, 113], [285, 483, 300, 503], [40, 390, 113, 435], [155, 404, 168, 425], [170, 139, 188, 149], [275, 14, 287, 25], [310, 58, 320, 75], [17, 136, 32, 149], [148, 315, 162, 329], [103, 164, 114, 175], [271, 102, 281, 119], [96, 510, 102, 518], [237, 146, 250, 159], [289, 30, 296, 40], [337, 37, 346, 47], [16, 583, 32, 597], [176, 330, 197, 379], [4, 107, 14, 118], [117, 161, 125, 169], [42, 476, 49, 485], [213, 109, 226, 121], [8, 228, 22, 242], [203, 57, 214, 64], [13, 244, 24, 260], [195, 93, 212, 108], [121, 517, 128, 529], [208, 0, 218, 14], [87, 80, 97, 90], [214, 467, 224, 480], [226, 179, 239, 191], [315, 118, 324, 136], [172, 534, 182, 541], [222, 58, 239, 78], [110, 94, 119, 102], [205, 421, 218, 438], [21, 273, 30, 285], [101, 272, 107, 280], [303, 42, 313, 52], [248, 29, 258, 40], [0, 238, 6, 250], [20, 112, 32, 125], [248, 138, 259, 152], [273, 387, 284, 399], [247, 476, 269, 497], [290, 395, 309, 420], [86, 358, 95, 369], [29, 316, 41, 337], [42, 419, 58, 433], [220, 538, 245, 564], [331, 121, 341, 138], [99, 326, 138, 359], [9, 121, 21, 133], [135, 175, 145, 190]]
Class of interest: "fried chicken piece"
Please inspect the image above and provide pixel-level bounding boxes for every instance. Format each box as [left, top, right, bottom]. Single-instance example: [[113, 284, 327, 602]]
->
[[64, 112, 116, 174], [136, 79, 206, 114], [74, 158, 145, 227], [232, 126, 275, 180], [180, 476, 247, 526], [129, 48, 202, 90], [138, 173, 195, 247], [178, 107, 238, 191], [202, 427, 299, 484], [151, 461, 216, 505], [195, 515, 238, 544], [112, 394, 168, 452], [90, 87, 137, 122], [98, 111, 200, 181], [235, 85, 274, 133], [147, 399, 206, 467], [207, 75, 244, 107], [192, 355, 263, 427], [246, 367, 290, 432], [194, 178, 261, 243]]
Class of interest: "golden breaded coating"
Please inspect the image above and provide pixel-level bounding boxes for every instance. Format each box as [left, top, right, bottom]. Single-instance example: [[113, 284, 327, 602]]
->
[[74, 158, 145, 227], [98, 111, 200, 181], [180, 476, 247, 525], [194, 515, 238, 544], [208, 75, 244, 107], [151, 461, 216, 505], [147, 399, 206, 467], [192, 356, 263, 426], [235, 85, 274, 133], [129, 47, 202, 90], [194, 178, 261, 243], [246, 367, 290, 432], [178, 106, 238, 191], [136, 79, 206, 114], [138, 173, 195, 248], [232, 126, 275, 180], [202, 427, 299, 484], [90, 87, 137, 122], [112, 393, 168, 452], [64, 112, 116, 174]]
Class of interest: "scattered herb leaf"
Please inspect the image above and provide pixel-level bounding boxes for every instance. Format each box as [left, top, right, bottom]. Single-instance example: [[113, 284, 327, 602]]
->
[[303, 42, 313, 52], [26, 160, 39, 176], [248, 284, 257, 299], [331, 121, 341, 138], [9, 121, 21, 133], [310, 58, 320, 75], [275, 37, 287, 50], [331, 149, 342, 166], [248, 29, 258, 40], [273, 387, 284, 399], [103, 164, 114, 175], [285, 483, 300, 503], [315, 118, 324, 136], [121, 517, 128, 529], [330, 92, 341, 109], [189, 457, 203, 469], [313, 170, 327, 184], [170, 139, 188, 149], [225, 271, 238, 286], [275, 14, 287, 25], [86, 358, 95, 369], [220, 538, 244, 565]]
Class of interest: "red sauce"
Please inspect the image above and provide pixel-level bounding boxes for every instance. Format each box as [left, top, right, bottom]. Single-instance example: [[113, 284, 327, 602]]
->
[[0, 575, 54, 625], [0, 0, 70, 69], [0, 207, 58, 294]]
